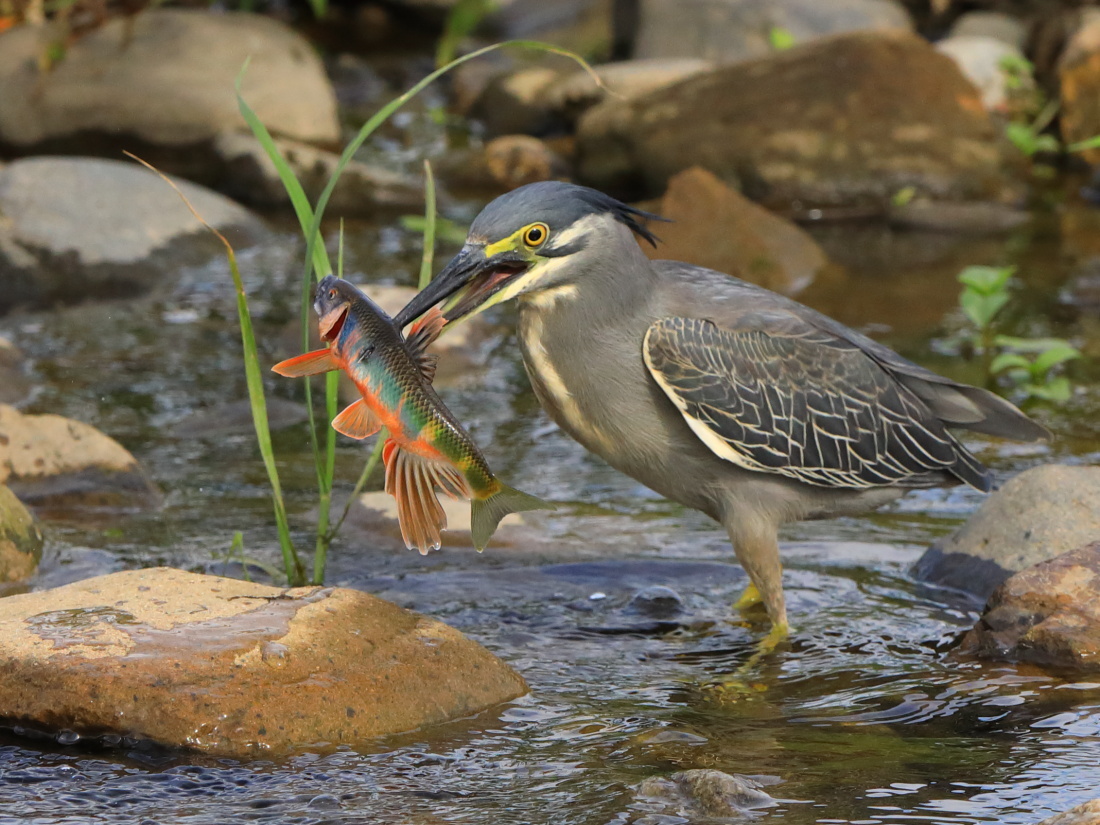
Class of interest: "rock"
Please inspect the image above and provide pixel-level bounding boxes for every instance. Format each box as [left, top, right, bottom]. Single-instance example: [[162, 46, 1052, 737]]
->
[[936, 35, 1027, 112], [626, 585, 685, 619], [632, 0, 911, 62], [1037, 799, 1100, 825], [547, 58, 714, 123], [0, 568, 527, 756], [356, 490, 532, 550], [645, 167, 830, 295], [469, 66, 566, 137], [0, 484, 42, 583], [949, 11, 1028, 50], [1060, 9, 1100, 165], [634, 769, 778, 819], [887, 200, 1031, 233], [913, 465, 1100, 601], [0, 10, 339, 152], [0, 157, 265, 312], [484, 135, 569, 190], [577, 31, 1006, 207], [211, 132, 424, 216], [0, 336, 32, 405], [959, 543, 1100, 672], [0, 404, 160, 512]]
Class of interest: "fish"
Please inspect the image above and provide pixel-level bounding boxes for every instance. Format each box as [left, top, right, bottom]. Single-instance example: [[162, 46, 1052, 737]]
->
[[272, 275, 551, 553]]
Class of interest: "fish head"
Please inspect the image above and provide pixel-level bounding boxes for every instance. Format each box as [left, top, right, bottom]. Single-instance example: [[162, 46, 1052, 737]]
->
[[314, 276, 354, 343]]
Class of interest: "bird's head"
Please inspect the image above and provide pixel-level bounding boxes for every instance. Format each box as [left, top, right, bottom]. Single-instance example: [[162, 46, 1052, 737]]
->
[[395, 182, 664, 328]]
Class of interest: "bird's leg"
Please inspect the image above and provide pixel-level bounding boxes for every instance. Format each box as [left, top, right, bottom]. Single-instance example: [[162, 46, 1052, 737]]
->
[[702, 523, 790, 700], [732, 581, 763, 614]]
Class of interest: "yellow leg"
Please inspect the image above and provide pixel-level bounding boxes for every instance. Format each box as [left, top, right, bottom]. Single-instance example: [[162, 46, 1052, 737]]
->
[[701, 622, 790, 701], [732, 581, 762, 613]]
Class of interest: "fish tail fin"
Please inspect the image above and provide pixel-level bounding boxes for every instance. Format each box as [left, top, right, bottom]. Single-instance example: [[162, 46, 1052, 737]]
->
[[470, 483, 553, 552], [382, 439, 471, 555]]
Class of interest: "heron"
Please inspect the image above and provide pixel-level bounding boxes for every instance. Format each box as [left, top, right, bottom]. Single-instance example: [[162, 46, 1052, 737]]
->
[[394, 181, 1047, 645]]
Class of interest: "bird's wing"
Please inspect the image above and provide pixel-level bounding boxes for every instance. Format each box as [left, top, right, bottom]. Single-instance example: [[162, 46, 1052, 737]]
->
[[643, 313, 990, 490]]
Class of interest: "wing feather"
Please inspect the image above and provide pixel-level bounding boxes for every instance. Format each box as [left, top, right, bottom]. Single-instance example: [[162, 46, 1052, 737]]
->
[[643, 316, 991, 491]]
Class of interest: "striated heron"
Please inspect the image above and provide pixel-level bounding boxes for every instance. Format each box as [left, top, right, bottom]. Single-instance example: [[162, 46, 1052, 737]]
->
[[395, 181, 1048, 641]]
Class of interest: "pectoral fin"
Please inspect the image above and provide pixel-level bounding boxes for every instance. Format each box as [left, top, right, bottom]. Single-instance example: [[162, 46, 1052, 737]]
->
[[271, 348, 338, 377], [332, 399, 382, 440], [382, 438, 472, 554]]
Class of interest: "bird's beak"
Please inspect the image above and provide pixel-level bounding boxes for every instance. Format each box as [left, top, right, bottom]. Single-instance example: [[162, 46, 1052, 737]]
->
[[394, 242, 531, 328]]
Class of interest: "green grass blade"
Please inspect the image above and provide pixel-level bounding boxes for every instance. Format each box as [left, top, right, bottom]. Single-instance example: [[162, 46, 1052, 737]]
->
[[124, 153, 306, 585], [419, 160, 437, 290]]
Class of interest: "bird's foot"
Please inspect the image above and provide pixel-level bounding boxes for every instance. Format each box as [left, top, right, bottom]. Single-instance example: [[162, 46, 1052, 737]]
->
[[732, 582, 763, 614], [698, 622, 790, 703]]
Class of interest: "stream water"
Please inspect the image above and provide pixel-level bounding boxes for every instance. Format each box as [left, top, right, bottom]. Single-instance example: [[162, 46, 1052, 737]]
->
[[1, 164, 1100, 823]]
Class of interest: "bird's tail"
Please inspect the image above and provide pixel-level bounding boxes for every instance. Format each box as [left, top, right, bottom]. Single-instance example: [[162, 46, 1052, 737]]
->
[[897, 374, 1049, 442], [470, 483, 553, 551]]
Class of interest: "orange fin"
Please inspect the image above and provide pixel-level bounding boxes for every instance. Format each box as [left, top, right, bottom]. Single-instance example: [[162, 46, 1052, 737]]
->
[[406, 307, 445, 383], [331, 399, 382, 440], [272, 348, 338, 377], [382, 438, 472, 554]]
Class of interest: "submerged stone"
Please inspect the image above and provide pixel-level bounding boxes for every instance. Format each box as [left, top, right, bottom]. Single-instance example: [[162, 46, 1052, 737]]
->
[[1037, 799, 1100, 825], [0, 568, 527, 757], [634, 769, 779, 819], [0, 404, 160, 514], [959, 542, 1100, 673]]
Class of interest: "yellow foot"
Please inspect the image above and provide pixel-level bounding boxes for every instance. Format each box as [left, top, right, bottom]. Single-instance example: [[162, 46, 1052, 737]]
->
[[732, 582, 763, 614], [699, 622, 790, 703]]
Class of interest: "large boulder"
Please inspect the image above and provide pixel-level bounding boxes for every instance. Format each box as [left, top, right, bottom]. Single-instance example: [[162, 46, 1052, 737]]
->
[[631, 0, 911, 62], [936, 35, 1027, 113], [0, 157, 265, 312], [643, 166, 830, 295], [577, 31, 1007, 208], [0, 10, 339, 153], [913, 465, 1100, 601], [0, 404, 159, 512], [1059, 9, 1100, 166], [959, 543, 1100, 672], [0, 568, 527, 756], [0, 484, 42, 584]]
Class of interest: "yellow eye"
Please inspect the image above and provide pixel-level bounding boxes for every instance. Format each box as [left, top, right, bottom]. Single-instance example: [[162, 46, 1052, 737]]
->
[[523, 223, 549, 248]]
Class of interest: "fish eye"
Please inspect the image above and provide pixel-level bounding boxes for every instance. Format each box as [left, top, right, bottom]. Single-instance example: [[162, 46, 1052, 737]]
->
[[523, 223, 549, 248], [327, 288, 337, 299]]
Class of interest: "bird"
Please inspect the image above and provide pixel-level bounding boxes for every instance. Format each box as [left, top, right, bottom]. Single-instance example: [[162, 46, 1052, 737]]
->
[[394, 180, 1048, 645]]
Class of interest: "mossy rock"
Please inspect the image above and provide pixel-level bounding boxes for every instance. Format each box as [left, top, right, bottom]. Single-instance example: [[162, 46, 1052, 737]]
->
[[0, 485, 43, 582]]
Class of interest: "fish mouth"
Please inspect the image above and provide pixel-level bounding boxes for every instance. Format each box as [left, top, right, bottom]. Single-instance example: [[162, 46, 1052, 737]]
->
[[446, 263, 528, 322], [318, 303, 349, 342]]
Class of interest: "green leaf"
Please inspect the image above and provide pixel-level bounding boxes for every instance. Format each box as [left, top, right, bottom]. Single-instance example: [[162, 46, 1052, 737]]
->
[[958, 265, 1014, 294], [994, 335, 1077, 353], [1033, 133, 1061, 154], [990, 352, 1032, 374], [1032, 343, 1082, 374], [437, 0, 497, 68], [1024, 377, 1072, 402], [1068, 134, 1100, 153], [960, 289, 1009, 330], [1005, 121, 1038, 155], [401, 215, 468, 246], [768, 26, 796, 51]]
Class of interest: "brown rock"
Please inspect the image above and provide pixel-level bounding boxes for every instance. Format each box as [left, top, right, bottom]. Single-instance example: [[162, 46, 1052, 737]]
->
[[485, 135, 569, 190], [1037, 799, 1100, 825], [646, 167, 829, 295], [0, 568, 527, 756], [960, 543, 1100, 672], [0, 484, 42, 583], [0, 404, 160, 512], [1060, 9, 1100, 165], [0, 10, 339, 151], [577, 31, 1005, 208]]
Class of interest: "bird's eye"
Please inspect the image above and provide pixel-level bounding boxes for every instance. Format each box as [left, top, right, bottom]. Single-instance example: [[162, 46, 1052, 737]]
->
[[523, 223, 549, 248]]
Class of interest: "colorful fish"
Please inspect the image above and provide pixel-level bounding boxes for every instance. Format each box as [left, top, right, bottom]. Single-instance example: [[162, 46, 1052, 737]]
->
[[272, 275, 550, 552]]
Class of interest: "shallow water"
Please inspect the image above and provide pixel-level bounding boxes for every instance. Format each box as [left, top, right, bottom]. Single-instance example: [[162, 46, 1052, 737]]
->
[[1, 193, 1099, 824]]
